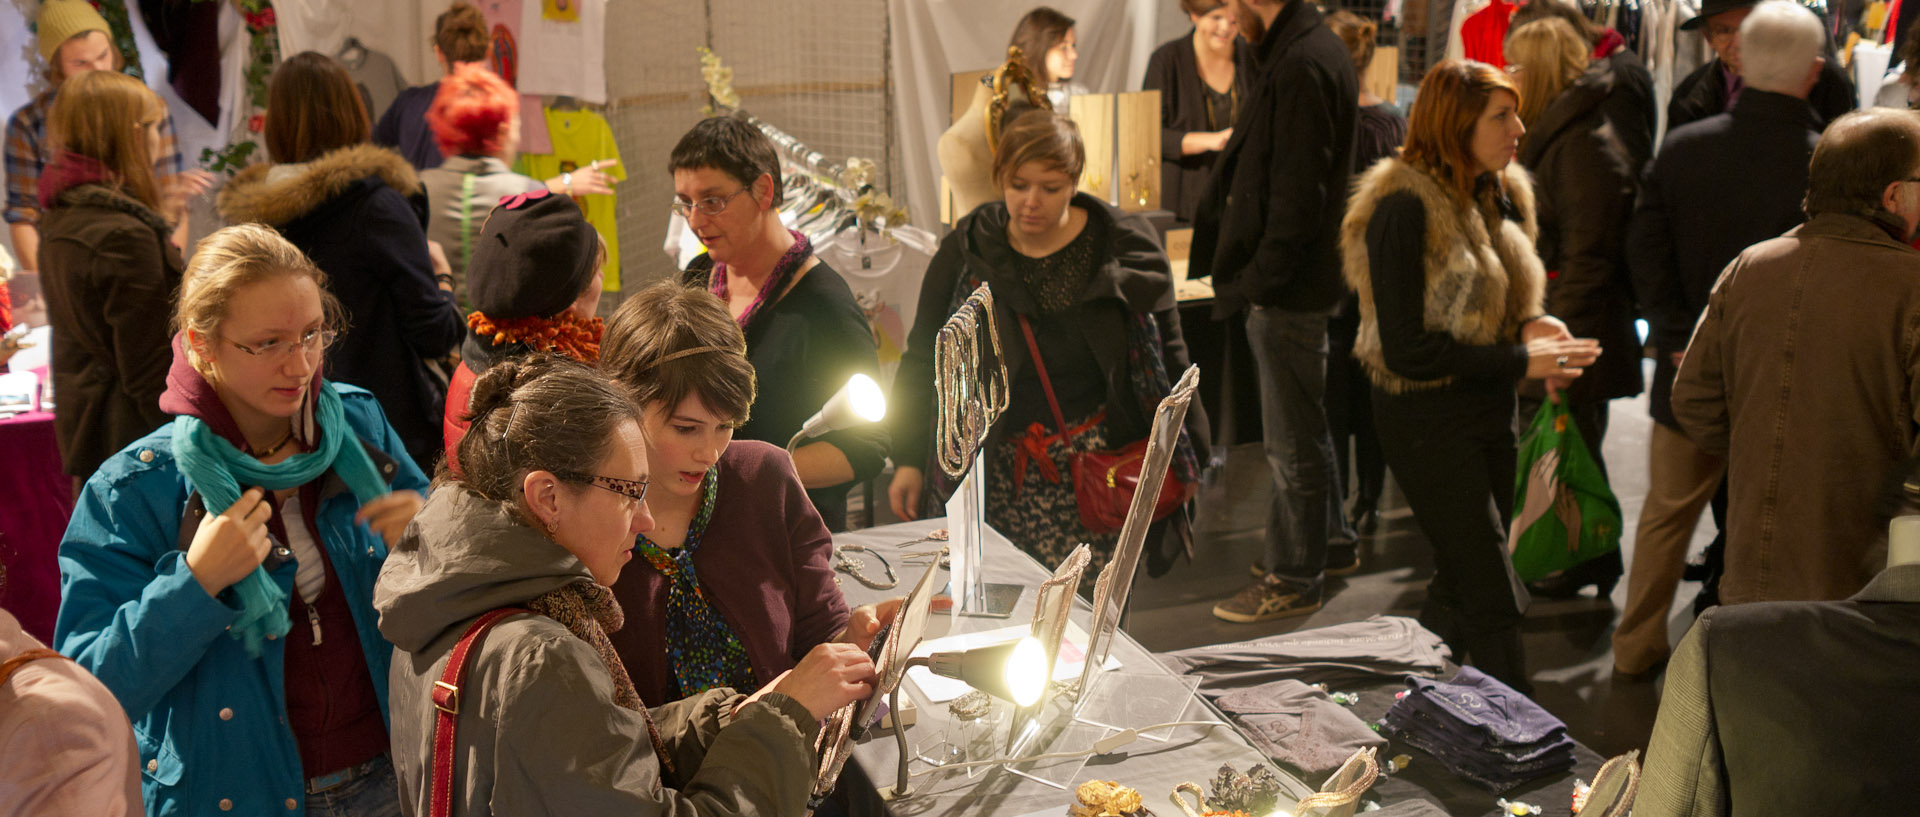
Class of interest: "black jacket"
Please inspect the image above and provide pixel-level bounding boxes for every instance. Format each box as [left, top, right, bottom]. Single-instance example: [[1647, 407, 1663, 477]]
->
[[1189, 1, 1358, 317], [1518, 59, 1644, 404], [217, 144, 464, 471], [37, 184, 184, 477], [1143, 32, 1253, 223], [1628, 89, 1817, 428], [682, 256, 888, 533], [1667, 57, 1854, 133], [892, 195, 1213, 555], [1599, 49, 1659, 174]]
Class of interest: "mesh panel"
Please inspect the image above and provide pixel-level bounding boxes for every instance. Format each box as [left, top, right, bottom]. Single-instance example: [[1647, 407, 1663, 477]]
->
[[603, 0, 896, 302]]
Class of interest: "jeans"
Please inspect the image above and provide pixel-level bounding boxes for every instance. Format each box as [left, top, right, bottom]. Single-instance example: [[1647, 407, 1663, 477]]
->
[[1246, 306, 1341, 585], [304, 755, 404, 817]]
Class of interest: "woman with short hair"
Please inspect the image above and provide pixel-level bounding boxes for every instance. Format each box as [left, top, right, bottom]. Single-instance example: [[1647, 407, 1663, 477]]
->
[[890, 110, 1209, 587], [1143, 0, 1250, 222], [377, 353, 876, 816]]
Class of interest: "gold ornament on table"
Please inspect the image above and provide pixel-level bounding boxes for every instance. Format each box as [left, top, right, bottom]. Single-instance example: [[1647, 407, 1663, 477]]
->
[[1070, 780, 1146, 817], [934, 284, 1010, 478]]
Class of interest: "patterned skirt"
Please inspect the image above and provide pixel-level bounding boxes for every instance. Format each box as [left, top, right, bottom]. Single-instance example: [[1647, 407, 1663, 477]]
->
[[985, 410, 1120, 595]]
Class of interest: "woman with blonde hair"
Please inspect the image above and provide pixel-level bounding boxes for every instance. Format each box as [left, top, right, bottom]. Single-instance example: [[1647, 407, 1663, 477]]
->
[[1507, 18, 1643, 597], [1340, 60, 1599, 692], [56, 224, 426, 816], [36, 70, 182, 480]]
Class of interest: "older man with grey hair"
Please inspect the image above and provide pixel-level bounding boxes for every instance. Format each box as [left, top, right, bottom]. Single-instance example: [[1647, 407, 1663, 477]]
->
[[1672, 107, 1920, 609], [1614, 0, 1829, 678]]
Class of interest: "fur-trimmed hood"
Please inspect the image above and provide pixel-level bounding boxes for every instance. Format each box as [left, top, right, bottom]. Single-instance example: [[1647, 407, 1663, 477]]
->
[[1340, 157, 1546, 393], [50, 182, 173, 237], [217, 143, 422, 227]]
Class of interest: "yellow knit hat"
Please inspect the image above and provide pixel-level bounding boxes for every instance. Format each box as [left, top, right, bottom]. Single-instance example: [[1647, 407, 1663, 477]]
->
[[37, 0, 112, 64]]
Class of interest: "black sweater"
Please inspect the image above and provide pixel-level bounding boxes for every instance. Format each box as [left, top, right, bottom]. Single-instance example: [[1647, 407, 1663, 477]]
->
[[683, 256, 888, 531], [1366, 192, 1529, 387]]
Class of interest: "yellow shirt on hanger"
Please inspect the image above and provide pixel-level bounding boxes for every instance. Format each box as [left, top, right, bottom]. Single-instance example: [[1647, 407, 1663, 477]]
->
[[517, 107, 628, 291]]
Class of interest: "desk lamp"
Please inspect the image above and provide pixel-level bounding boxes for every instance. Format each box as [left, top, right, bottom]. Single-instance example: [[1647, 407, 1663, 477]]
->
[[887, 636, 1048, 798], [787, 373, 886, 450]]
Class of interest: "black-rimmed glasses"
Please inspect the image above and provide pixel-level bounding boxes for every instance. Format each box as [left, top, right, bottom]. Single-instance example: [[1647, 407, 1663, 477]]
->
[[556, 471, 650, 506], [670, 187, 748, 218]]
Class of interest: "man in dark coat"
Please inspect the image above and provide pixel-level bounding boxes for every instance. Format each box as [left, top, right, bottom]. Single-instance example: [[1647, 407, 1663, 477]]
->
[[1614, 0, 1825, 678], [1191, 0, 1358, 623], [1666, 0, 1854, 132]]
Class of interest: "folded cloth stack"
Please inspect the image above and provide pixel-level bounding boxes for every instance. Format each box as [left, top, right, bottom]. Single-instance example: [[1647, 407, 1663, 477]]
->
[[1380, 666, 1576, 792], [1161, 615, 1452, 688]]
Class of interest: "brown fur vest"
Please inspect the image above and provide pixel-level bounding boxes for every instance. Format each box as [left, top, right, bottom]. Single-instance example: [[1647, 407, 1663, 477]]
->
[[1340, 158, 1545, 394]]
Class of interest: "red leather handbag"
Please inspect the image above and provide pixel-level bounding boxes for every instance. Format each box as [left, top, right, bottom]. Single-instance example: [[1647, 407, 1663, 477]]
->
[[1018, 316, 1186, 534]]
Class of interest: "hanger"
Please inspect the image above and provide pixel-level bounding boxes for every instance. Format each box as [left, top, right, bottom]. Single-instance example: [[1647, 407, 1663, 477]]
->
[[337, 35, 368, 64]]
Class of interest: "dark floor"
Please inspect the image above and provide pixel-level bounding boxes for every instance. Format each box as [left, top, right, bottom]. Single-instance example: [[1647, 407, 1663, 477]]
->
[[1117, 371, 1713, 759]]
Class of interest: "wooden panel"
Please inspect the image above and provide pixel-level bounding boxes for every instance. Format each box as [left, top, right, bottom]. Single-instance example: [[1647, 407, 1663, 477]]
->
[[1068, 93, 1116, 203], [1115, 90, 1161, 212], [951, 69, 991, 125], [1366, 46, 1400, 108]]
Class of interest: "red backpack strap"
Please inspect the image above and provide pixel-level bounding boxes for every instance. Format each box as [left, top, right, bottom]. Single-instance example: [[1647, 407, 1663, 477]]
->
[[431, 608, 529, 817]]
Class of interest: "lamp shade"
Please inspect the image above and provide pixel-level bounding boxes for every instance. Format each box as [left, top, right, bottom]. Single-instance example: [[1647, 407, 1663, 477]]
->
[[789, 373, 887, 449], [924, 636, 1048, 707]]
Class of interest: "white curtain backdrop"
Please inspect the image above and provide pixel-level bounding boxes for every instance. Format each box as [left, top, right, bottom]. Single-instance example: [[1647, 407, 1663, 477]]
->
[[887, 0, 1162, 232]]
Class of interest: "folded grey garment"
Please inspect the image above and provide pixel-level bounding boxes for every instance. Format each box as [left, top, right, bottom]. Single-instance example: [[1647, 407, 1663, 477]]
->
[[1214, 679, 1389, 777], [1163, 616, 1453, 689], [1366, 800, 1450, 816]]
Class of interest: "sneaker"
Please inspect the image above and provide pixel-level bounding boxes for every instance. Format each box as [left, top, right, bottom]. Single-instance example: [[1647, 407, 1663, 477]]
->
[[1212, 576, 1322, 623], [1325, 546, 1361, 576]]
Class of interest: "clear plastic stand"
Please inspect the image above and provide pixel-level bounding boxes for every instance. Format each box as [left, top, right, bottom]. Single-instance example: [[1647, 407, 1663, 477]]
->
[[1068, 671, 1202, 742], [946, 450, 1019, 619], [1000, 701, 1103, 790]]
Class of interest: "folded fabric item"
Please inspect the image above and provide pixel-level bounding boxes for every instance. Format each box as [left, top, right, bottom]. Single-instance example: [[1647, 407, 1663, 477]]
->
[[1380, 666, 1577, 792], [1366, 801, 1451, 817], [1390, 722, 1575, 792], [1163, 616, 1452, 689], [1212, 679, 1389, 776], [1399, 665, 1568, 748], [1383, 706, 1573, 767]]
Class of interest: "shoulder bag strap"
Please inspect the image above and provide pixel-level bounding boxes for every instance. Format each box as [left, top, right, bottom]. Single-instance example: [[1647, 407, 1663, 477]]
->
[[0, 648, 71, 686], [1017, 314, 1073, 438], [431, 607, 529, 817], [458, 172, 478, 279]]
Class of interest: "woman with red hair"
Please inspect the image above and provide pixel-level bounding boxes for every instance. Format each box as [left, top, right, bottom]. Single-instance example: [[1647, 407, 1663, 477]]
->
[[420, 64, 545, 309]]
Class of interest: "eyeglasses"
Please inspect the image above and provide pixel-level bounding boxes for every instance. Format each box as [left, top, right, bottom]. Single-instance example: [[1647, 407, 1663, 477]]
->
[[556, 471, 650, 506], [226, 329, 337, 361], [670, 187, 748, 218]]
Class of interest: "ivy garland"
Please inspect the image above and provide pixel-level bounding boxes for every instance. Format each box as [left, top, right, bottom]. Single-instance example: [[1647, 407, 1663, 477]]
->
[[198, 0, 279, 175]]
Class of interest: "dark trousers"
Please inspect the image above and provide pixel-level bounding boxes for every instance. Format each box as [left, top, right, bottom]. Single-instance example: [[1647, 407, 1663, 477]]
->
[[1373, 384, 1533, 692], [1247, 306, 1342, 585], [1326, 341, 1386, 527]]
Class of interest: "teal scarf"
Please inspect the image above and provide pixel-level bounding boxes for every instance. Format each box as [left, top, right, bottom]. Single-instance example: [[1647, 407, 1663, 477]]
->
[[171, 381, 390, 657]]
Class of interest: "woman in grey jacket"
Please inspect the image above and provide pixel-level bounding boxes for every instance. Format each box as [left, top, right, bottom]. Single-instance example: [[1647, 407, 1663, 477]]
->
[[375, 355, 875, 817]]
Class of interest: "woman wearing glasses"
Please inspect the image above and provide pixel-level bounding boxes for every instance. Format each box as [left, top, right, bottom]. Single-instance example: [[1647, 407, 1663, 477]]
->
[[669, 116, 887, 532], [377, 353, 876, 815], [35, 70, 188, 483], [56, 224, 428, 816]]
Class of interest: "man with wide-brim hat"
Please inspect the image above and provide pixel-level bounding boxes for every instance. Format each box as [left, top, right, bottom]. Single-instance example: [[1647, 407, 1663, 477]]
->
[[1667, 0, 1856, 131]]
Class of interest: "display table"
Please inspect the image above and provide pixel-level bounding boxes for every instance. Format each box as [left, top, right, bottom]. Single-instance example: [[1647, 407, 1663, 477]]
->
[[837, 519, 1311, 817], [0, 411, 74, 642]]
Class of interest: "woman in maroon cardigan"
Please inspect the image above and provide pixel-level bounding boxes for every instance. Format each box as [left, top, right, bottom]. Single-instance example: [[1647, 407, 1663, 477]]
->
[[598, 281, 900, 704]]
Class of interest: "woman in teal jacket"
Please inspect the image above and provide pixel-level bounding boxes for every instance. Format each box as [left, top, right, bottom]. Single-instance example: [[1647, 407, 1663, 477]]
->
[[54, 224, 426, 817]]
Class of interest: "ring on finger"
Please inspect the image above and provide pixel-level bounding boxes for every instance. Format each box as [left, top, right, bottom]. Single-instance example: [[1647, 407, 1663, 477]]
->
[[1555, 355, 1569, 367]]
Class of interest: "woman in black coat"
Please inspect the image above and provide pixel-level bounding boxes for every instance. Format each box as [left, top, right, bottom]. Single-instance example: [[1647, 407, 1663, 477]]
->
[[1143, 0, 1251, 223], [1508, 19, 1643, 594], [217, 52, 462, 471], [889, 112, 1210, 583]]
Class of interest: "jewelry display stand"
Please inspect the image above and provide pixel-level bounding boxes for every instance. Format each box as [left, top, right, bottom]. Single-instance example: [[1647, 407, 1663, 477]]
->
[[1115, 91, 1161, 212], [935, 284, 1020, 618]]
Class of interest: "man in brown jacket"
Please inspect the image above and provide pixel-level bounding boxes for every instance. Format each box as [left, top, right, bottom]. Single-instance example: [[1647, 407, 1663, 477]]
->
[[1672, 108, 1920, 604]]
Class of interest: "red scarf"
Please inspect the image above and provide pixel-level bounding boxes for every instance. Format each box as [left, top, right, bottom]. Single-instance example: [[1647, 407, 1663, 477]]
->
[[36, 151, 113, 210]]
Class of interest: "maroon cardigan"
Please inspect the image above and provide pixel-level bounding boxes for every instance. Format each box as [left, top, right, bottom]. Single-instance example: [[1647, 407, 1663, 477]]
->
[[608, 440, 851, 704]]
